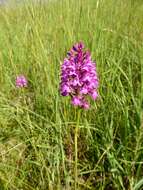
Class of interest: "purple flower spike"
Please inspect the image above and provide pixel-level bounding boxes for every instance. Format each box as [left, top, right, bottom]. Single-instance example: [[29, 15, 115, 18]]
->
[[16, 75, 27, 88], [60, 42, 99, 109]]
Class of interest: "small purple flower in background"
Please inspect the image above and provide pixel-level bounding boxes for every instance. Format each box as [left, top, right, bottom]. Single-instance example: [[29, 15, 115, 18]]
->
[[60, 42, 99, 109], [16, 75, 28, 88]]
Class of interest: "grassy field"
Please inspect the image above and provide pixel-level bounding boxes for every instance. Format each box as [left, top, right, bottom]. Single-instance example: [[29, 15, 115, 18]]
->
[[0, 0, 142, 189]]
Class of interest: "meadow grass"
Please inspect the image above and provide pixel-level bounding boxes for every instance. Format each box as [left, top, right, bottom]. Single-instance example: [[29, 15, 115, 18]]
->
[[0, 0, 142, 189]]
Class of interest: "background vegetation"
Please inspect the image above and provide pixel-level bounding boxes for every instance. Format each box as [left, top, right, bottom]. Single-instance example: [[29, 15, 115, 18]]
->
[[0, 0, 142, 189]]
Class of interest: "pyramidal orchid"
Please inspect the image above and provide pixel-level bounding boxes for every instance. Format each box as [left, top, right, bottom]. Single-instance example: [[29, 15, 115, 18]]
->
[[16, 75, 28, 88], [60, 42, 99, 109]]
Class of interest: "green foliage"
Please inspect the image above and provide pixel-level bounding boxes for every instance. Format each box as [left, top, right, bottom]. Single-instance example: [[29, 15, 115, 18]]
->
[[0, 0, 142, 189]]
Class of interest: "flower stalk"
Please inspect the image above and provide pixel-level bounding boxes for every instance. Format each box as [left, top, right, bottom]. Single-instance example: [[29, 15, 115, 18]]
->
[[74, 109, 81, 190]]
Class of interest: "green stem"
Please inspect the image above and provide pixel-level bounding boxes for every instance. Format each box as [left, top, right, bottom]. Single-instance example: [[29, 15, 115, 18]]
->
[[74, 109, 81, 190]]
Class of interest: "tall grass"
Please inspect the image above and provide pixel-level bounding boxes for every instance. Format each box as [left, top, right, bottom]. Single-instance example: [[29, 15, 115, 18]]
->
[[0, 0, 142, 189]]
